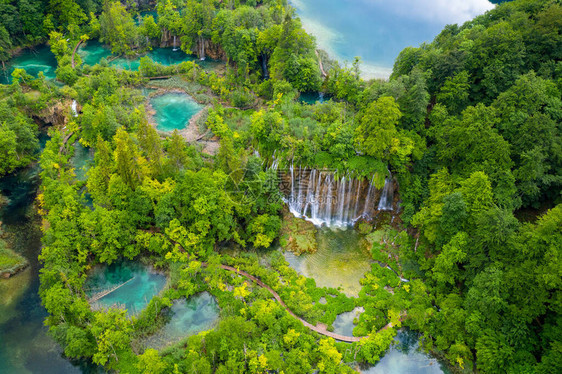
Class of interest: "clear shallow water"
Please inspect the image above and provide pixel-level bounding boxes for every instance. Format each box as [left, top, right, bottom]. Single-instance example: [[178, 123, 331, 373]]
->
[[142, 292, 220, 350], [78, 41, 222, 71], [299, 92, 326, 104], [70, 142, 93, 182], [0, 45, 57, 84], [150, 92, 202, 132], [333, 306, 364, 336], [0, 138, 103, 374], [85, 261, 167, 316], [283, 227, 371, 296], [78, 41, 196, 70], [292, 0, 494, 79], [360, 330, 451, 374]]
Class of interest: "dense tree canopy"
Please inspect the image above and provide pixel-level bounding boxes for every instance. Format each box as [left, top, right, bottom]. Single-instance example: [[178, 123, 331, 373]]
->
[[0, 0, 560, 373]]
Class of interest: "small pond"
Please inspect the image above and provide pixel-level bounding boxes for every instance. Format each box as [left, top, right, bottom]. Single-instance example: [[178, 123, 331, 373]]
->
[[85, 261, 167, 316], [283, 227, 371, 297], [333, 306, 363, 337], [142, 291, 220, 350], [359, 330, 451, 374], [299, 92, 326, 105], [149, 92, 202, 132]]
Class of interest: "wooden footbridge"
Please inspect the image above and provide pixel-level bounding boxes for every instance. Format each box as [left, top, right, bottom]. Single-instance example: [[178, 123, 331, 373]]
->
[[205, 263, 401, 343], [87, 277, 135, 303]]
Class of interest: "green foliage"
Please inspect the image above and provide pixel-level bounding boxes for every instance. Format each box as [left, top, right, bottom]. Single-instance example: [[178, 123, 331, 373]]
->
[[99, 1, 138, 55], [0, 101, 38, 175]]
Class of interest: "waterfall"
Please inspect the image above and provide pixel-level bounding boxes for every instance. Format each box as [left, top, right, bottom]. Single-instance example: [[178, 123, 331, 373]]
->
[[172, 35, 178, 51], [377, 177, 394, 211], [279, 167, 384, 227], [199, 37, 206, 61], [71, 100, 78, 117], [261, 54, 269, 79], [362, 175, 376, 219], [270, 150, 279, 170]]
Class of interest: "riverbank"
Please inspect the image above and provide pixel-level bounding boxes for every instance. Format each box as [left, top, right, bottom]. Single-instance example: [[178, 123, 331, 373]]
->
[[0, 240, 28, 278]]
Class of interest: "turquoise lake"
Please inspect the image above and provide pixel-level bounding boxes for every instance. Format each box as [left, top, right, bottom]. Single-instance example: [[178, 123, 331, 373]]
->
[[78, 41, 221, 71], [0, 45, 57, 84], [150, 92, 202, 132], [85, 261, 167, 316], [292, 0, 494, 78]]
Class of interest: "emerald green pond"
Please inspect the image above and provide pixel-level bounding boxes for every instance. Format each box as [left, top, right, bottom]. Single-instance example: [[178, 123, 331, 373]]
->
[[283, 227, 371, 297], [78, 41, 221, 71], [150, 92, 202, 132], [142, 292, 220, 350], [0, 45, 57, 84], [85, 261, 167, 316]]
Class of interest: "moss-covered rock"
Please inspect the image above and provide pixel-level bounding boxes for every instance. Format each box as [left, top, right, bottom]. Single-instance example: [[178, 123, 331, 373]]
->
[[0, 240, 28, 278], [279, 208, 317, 255]]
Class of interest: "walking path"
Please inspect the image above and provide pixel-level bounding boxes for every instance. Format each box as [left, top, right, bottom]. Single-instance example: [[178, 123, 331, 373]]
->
[[88, 277, 135, 303], [204, 262, 402, 343], [71, 40, 83, 69], [316, 50, 328, 78]]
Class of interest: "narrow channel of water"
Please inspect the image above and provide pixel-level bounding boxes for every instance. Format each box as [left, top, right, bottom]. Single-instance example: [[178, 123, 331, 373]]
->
[[70, 142, 94, 182], [0, 136, 103, 373]]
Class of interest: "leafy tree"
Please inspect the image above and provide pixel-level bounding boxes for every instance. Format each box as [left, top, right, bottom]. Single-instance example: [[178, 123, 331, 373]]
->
[[99, 1, 138, 55], [354, 96, 401, 160]]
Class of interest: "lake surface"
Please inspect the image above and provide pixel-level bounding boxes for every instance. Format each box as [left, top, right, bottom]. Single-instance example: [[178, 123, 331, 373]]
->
[[78, 41, 221, 71], [150, 92, 202, 132], [0, 45, 57, 84], [291, 0, 494, 79], [283, 227, 371, 296], [85, 261, 167, 316], [333, 306, 364, 336]]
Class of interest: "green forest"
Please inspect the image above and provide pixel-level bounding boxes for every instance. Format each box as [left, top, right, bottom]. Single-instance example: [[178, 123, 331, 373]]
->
[[0, 0, 560, 373]]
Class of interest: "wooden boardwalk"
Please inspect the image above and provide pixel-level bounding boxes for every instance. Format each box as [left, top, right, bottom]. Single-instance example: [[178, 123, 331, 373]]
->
[[208, 263, 369, 342], [88, 277, 135, 303], [71, 40, 83, 69]]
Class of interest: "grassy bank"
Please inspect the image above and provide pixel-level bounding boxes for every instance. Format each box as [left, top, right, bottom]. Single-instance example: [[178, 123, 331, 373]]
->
[[0, 239, 28, 278]]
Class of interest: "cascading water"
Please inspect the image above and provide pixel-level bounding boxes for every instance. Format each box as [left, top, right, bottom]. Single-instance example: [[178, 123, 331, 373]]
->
[[172, 35, 177, 51], [71, 100, 78, 117], [199, 37, 206, 61], [261, 54, 269, 79], [377, 177, 394, 211], [281, 167, 390, 227]]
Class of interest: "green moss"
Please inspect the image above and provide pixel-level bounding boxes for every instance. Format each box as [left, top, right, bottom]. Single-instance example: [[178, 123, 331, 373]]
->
[[0, 240, 28, 275], [280, 208, 317, 255]]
